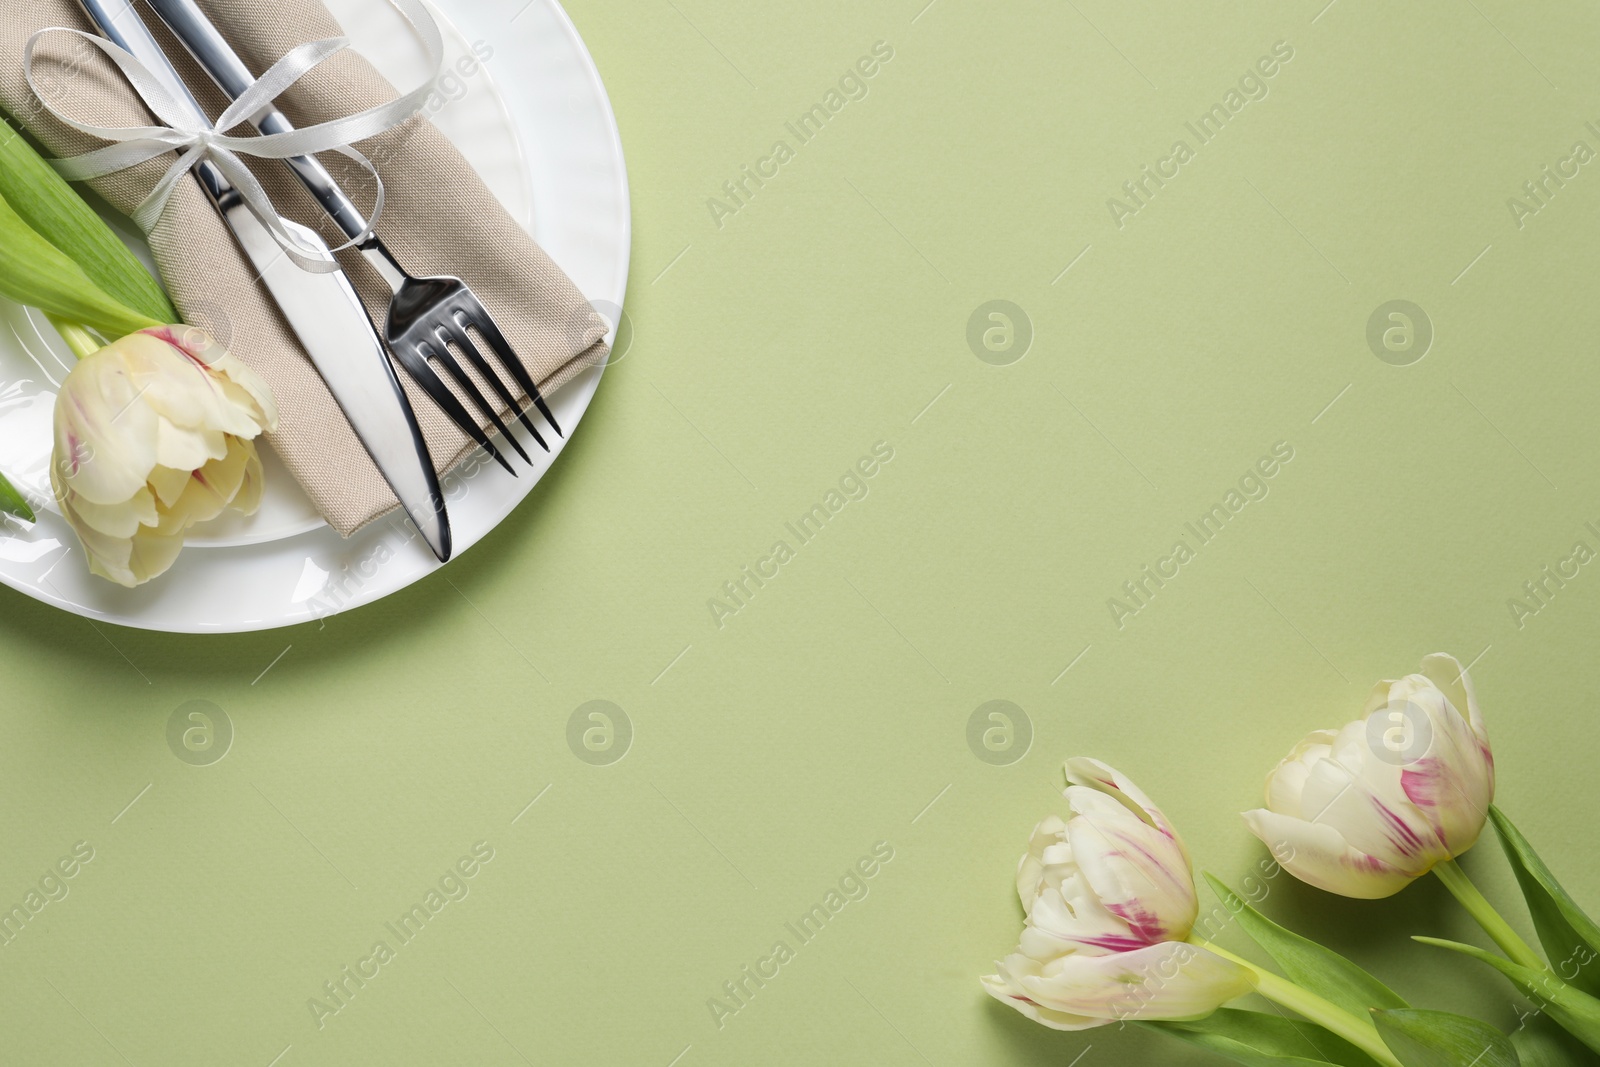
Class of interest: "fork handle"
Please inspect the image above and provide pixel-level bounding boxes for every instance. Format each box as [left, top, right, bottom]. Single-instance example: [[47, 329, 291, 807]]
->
[[141, 0, 375, 244]]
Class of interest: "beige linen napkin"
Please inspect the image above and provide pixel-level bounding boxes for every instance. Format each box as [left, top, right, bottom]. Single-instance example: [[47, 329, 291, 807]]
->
[[0, 1, 609, 535]]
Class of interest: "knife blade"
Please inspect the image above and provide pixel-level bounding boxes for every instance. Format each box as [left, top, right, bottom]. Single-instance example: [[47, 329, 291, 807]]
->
[[74, 0, 453, 562]]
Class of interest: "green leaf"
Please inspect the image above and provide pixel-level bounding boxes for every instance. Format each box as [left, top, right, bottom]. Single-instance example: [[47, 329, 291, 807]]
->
[[0, 470, 33, 522], [0, 119, 175, 325], [1371, 1009, 1519, 1067], [1419, 937, 1600, 1054], [1146, 1008, 1386, 1067], [1491, 806, 1600, 999], [1510, 1012, 1600, 1067], [0, 185, 157, 339], [1205, 873, 1409, 1018]]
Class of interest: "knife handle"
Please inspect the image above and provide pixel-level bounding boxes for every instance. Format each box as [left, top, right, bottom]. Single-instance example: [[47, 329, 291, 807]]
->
[[73, 0, 232, 203], [142, 0, 375, 245]]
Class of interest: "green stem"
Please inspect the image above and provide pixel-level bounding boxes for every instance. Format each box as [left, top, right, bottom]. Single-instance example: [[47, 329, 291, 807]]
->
[[45, 315, 102, 361], [0, 468, 34, 522], [1196, 940, 1404, 1067], [1433, 858, 1546, 971]]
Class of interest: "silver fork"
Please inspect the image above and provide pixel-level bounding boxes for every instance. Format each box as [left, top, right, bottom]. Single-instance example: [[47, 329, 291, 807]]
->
[[144, 0, 560, 476]]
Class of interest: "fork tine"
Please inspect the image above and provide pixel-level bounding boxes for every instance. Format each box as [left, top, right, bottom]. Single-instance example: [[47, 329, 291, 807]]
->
[[421, 338, 532, 466], [389, 342, 517, 476], [443, 320, 549, 453], [462, 304, 563, 437]]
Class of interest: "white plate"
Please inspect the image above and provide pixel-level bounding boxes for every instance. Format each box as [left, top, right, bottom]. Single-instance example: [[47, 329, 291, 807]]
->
[[0, 0, 630, 633]]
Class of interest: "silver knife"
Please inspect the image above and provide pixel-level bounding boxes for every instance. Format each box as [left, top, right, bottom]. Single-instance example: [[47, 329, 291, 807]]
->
[[75, 0, 453, 562]]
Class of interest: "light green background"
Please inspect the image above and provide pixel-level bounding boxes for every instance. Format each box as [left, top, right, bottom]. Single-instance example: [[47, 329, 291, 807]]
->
[[4, 0, 1600, 1063]]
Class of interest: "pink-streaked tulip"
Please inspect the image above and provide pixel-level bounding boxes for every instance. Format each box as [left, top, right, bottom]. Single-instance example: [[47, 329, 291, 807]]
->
[[981, 759, 1255, 1029], [50, 326, 277, 587], [1242, 653, 1494, 899]]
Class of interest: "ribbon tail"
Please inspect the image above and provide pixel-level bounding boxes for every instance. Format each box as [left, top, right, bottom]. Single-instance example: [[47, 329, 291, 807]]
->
[[315, 145, 386, 253], [214, 37, 352, 133], [52, 137, 184, 183], [131, 145, 211, 234]]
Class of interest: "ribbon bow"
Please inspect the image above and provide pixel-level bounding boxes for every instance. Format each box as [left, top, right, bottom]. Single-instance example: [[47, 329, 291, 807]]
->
[[24, 0, 446, 273]]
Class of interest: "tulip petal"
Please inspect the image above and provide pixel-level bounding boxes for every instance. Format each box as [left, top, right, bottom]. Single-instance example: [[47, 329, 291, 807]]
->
[[1067, 757, 1183, 845], [1376, 672, 1493, 861], [125, 525, 185, 585], [62, 485, 157, 538], [232, 444, 265, 517], [1013, 942, 1255, 1023], [1067, 788, 1196, 945], [1242, 808, 1417, 899], [1362, 677, 1399, 717], [161, 439, 252, 532], [159, 326, 279, 430], [1420, 652, 1492, 753], [1017, 813, 1155, 957], [1016, 815, 1067, 913], [154, 418, 227, 473], [54, 368, 157, 506], [1023, 880, 1144, 958], [1065, 760, 1196, 937], [146, 464, 190, 509], [60, 496, 139, 588], [212, 358, 278, 431], [1398, 702, 1493, 856], [1263, 730, 1335, 812], [1300, 717, 1445, 868], [980, 971, 1104, 1031]]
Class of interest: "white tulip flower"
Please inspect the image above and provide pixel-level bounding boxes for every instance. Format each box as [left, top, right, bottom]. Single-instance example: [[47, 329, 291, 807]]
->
[[50, 326, 277, 587], [1242, 653, 1495, 899], [982, 759, 1255, 1029]]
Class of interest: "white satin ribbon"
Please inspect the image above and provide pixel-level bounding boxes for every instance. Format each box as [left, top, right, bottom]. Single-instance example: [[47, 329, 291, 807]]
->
[[24, 0, 446, 272]]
